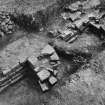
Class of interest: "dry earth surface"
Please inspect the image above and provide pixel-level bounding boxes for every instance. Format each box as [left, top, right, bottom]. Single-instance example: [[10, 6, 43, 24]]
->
[[0, 0, 105, 105]]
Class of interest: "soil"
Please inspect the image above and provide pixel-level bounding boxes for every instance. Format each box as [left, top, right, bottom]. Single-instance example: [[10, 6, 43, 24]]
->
[[0, 0, 105, 105]]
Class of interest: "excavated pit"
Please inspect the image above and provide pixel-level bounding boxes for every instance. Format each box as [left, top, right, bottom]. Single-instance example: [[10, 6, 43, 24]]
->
[[0, 0, 105, 105]]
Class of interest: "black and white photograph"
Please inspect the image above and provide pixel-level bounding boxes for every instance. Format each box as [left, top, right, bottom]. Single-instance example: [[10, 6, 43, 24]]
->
[[0, 0, 105, 105]]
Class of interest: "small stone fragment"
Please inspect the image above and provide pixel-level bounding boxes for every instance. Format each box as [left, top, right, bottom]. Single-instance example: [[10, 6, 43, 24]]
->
[[50, 61, 57, 65], [68, 35, 78, 43], [1, 22, 5, 26], [49, 76, 57, 85], [2, 69, 11, 75], [10, 62, 19, 69], [41, 45, 55, 55], [39, 81, 49, 92], [27, 55, 37, 68], [2, 15, 6, 19], [47, 30, 55, 38], [7, 30, 13, 34], [69, 12, 81, 21], [7, 25, 13, 30], [42, 58, 49, 64], [8, 21, 13, 25], [0, 11, 15, 37], [19, 56, 27, 64], [37, 69, 50, 82], [2, 66, 11, 75], [53, 70, 58, 76], [50, 52, 59, 61], [0, 31, 4, 37], [47, 68, 54, 72], [4, 18, 10, 24], [34, 67, 40, 73]]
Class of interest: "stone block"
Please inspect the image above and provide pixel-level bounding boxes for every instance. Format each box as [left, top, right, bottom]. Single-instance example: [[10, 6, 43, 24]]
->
[[39, 81, 49, 92], [49, 76, 57, 85], [53, 70, 58, 76], [37, 69, 50, 82], [34, 67, 40, 73], [50, 52, 59, 61], [28, 55, 37, 68], [41, 45, 55, 55]]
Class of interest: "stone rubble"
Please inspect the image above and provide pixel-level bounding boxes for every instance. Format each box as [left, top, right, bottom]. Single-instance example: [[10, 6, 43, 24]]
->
[[47, 0, 105, 44], [0, 11, 15, 38], [37, 69, 50, 82], [41, 44, 55, 55], [27, 44, 60, 92], [0, 0, 103, 94]]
